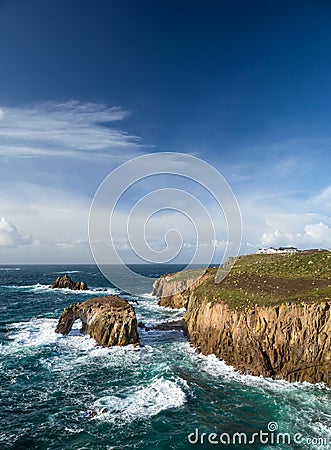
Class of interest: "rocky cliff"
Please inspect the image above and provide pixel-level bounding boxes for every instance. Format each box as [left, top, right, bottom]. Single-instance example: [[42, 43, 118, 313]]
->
[[55, 295, 139, 347], [152, 268, 207, 308], [185, 298, 330, 385], [153, 251, 331, 386]]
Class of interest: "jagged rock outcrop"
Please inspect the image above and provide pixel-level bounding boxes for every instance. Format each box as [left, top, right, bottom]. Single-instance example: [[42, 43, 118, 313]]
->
[[55, 296, 139, 347], [52, 274, 88, 290], [152, 269, 207, 308]]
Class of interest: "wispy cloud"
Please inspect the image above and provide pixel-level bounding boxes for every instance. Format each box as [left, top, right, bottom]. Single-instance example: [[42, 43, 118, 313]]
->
[[2, 118, 331, 261], [224, 136, 331, 191], [310, 184, 331, 210], [0, 101, 144, 158]]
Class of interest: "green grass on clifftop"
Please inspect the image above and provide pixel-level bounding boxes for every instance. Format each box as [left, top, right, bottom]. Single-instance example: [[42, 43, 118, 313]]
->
[[192, 250, 331, 310]]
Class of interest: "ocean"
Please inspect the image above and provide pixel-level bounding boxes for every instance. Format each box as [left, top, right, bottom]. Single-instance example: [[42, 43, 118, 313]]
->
[[0, 264, 330, 449]]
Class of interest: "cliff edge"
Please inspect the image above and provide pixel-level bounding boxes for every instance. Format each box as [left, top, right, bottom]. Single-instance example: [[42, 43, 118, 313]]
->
[[152, 268, 207, 308], [153, 251, 331, 386]]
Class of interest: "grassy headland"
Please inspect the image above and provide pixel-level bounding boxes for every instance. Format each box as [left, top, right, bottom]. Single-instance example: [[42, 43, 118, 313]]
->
[[193, 250, 331, 310]]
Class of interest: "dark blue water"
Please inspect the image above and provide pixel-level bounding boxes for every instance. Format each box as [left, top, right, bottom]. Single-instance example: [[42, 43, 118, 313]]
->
[[0, 265, 330, 449]]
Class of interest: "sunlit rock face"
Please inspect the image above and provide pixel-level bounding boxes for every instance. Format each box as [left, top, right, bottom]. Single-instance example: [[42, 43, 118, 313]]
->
[[52, 274, 88, 291], [55, 296, 140, 347]]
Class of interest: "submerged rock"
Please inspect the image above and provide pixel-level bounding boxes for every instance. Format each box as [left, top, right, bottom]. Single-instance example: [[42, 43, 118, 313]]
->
[[55, 295, 140, 347], [52, 274, 88, 290]]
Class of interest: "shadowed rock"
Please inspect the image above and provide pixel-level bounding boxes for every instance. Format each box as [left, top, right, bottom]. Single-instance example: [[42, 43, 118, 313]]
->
[[52, 274, 88, 290], [138, 319, 185, 332], [55, 296, 140, 347]]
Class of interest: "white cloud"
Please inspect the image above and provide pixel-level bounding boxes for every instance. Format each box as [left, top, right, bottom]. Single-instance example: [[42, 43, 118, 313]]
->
[[56, 238, 89, 248], [304, 222, 331, 241], [1, 121, 331, 262], [235, 178, 331, 252], [311, 184, 331, 210], [0, 186, 93, 263], [260, 220, 331, 249], [0, 217, 34, 247], [261, 229, 294, 247], [0, 100, 147, 263], [211, 239, 228, 250], [0, 101, 144, 158]]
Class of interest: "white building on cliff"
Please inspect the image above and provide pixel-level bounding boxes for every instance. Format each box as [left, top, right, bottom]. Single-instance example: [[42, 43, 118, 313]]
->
[[257, 246, 298, 254]]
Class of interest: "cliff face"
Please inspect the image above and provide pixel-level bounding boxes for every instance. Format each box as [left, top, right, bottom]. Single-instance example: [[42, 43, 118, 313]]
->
[[55, 296, 139, 347], [153, 252, 331, 386], [185, 297, 331, 385], [152, 269, 207, 308]]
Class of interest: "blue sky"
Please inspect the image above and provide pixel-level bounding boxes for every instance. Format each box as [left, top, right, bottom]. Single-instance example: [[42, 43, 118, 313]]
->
[[1, 0, 331, 263]]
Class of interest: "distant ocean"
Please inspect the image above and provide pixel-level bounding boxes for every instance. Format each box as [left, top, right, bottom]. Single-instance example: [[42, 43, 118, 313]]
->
[[0, 265, 330, 449]]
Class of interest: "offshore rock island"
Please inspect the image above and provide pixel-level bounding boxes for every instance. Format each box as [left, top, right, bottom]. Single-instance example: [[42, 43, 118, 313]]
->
[[55, 296, 140, 347], [153, 251, 331, 386], [52, 274, 88, 291]]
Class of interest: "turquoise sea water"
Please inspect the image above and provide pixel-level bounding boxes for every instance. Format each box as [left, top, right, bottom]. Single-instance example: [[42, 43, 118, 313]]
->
[[0, 265, 330, 450]]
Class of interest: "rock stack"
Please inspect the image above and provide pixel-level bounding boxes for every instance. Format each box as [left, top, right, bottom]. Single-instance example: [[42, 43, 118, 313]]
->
[[55, 295, 140, 347], [52, 274, 88, 290]]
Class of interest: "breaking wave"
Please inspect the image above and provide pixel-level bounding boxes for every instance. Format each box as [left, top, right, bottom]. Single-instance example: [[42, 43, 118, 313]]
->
[[1, 283, 120, 295], [93, 377, 186, 424]]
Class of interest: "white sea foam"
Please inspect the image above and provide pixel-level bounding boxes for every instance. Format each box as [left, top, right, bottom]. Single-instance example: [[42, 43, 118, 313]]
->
[[143, 300, 186, 315], [0, 267, 20, 271], [155, 304, 186, 314], [141, 317, 184, 326], [53, 270, 81, 274], [0, 318, 60, 354], [46, 340, 142, 375], [93, 377, 186, 423], [182, 346, 331, 449], [140, 292, 158, 299], [3, 283, 53, 291], [1, 316, 145, 376], [3, 318, 140, 373], [64, 426, 84, 434], [191, 348, 295, 390], [192, 349, 331, 394], [50, 286, 120, 295], [0, 317, 101, 355], [1, 283, 120, 295]]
